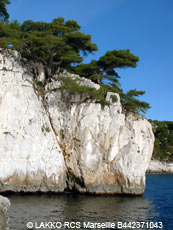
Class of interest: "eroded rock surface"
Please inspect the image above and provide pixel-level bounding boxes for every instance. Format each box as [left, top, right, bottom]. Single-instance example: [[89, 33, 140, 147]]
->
[[0, 195, 10, 230], [0, 49, 154, 194], [46, 83, 154, 194], [0, 49, 66, 192]]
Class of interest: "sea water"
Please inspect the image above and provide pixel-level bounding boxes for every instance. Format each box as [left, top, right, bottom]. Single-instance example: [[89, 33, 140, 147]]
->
[[3, 174, 173, 230]]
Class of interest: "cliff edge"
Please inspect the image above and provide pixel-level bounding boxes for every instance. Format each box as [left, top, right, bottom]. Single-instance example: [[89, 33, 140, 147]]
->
[[0, 49, 154, 194]]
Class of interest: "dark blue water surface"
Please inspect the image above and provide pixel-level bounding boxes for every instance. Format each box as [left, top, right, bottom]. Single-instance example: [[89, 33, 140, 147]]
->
[[144, 174, 173, 230], [4, 174, 173, 230]]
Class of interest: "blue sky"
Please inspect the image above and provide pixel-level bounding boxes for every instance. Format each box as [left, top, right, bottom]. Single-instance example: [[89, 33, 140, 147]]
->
[[7, 0, 173, 121]]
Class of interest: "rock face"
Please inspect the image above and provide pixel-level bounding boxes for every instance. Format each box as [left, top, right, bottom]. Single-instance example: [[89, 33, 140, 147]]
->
[[147, 159, 173, 173], [0, 49, 154, 194], [0, 195, 10, 230], [0, 49, 66, 192], [0, 196, 10, 214]]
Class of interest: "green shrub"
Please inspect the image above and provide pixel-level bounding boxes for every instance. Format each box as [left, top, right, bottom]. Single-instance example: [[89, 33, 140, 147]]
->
[[58, 77, 110, 107], [150, 120, 173, 162]]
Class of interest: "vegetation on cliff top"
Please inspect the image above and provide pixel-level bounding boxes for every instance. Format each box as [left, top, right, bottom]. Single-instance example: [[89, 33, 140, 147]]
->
[[1, 1, 172, 163], [0, 1, 150, 114], [149, 120, 173, 162]]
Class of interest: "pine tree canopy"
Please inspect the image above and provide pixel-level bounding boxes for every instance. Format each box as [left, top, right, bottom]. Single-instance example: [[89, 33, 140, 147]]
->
[[127, 89, 145, 97], [0, 17, 98, 77], [73, 49, 139, 86], [0, 0, 10, 22], [98, 49, 139, 70], [72, 50, 150, 114], [0, 12, 150, 115]]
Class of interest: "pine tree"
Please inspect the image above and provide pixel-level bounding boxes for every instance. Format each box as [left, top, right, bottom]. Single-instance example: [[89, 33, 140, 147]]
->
[[0, 13, 150, 114], [0, 0, 10, 22], [0, 17, 97, 78]]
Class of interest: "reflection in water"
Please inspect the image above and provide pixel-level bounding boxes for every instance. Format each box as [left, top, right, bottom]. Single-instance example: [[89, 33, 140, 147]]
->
[[5, 193, 156, 230]]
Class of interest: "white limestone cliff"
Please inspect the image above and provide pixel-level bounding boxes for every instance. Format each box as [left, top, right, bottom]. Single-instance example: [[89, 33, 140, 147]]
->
[[0, 49, 66, 192], [147, 159, 173, 173], [0, 49, 154, 194]]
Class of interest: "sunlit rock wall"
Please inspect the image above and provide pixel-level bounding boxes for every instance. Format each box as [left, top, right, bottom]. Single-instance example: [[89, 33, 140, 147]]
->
[[0, 49, 66, 192], [46, 79, 154, 194], [0, 49, 154, 194]]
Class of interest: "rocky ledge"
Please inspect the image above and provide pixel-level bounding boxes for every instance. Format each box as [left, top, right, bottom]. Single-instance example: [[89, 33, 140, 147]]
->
[[0, 49, 154, 195], [147, 159, 173, 173]]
